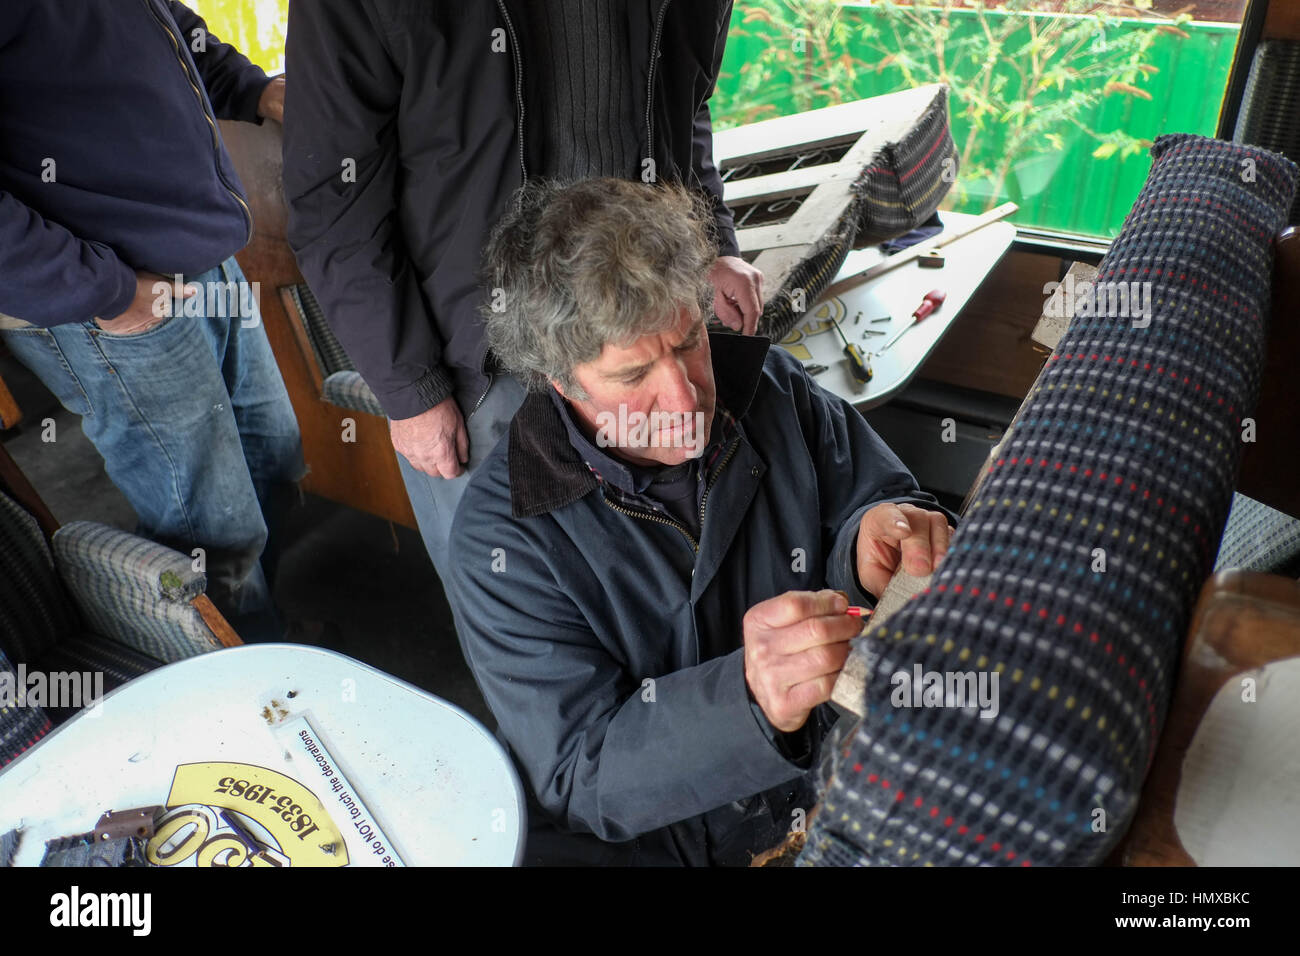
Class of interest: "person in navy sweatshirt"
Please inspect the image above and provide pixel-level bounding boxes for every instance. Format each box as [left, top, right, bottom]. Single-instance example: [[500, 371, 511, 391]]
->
[[0, 1, 303, 640]]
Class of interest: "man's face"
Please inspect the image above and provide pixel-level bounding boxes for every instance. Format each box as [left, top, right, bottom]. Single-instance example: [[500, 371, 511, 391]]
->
[[556, 305, 716, 468]]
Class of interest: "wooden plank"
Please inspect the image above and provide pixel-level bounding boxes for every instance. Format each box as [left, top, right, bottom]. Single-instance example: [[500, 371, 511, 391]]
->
[[955, 255, 1086, 515], [821, 201, 1019, 299], [1263, 0, 1300, 41], [713, 88, 943, 165], [279, 286, 327, 396], [831, 571, 934, 715], [722, 160, 859, 205], [0, 368, 21, 430], [713, 100, 872, 165], [192, 593, 244, 648], [735, 220, 830, 254], [1032, 260, 1097, 350], [220, 120, 418, 530]]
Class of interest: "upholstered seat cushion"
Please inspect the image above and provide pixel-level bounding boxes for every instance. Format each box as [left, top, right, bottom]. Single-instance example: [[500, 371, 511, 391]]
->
[[1214, 492, 1300, 575]]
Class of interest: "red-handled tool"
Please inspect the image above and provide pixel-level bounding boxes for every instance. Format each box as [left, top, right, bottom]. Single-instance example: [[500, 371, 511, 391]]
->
[[880, 289, 947, 351]]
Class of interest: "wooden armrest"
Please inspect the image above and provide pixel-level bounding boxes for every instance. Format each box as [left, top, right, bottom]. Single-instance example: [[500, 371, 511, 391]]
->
[[192, 593, 243, 648], [1122, 570, 1300, 865], [0, 368, 21, 431]]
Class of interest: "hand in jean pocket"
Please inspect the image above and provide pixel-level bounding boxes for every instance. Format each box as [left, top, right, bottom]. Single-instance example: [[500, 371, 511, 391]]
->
[[94, 271, 197, 335]]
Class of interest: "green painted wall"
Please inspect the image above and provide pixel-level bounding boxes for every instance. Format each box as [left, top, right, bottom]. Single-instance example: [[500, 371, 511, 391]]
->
[[713, 6, 1242, 239]]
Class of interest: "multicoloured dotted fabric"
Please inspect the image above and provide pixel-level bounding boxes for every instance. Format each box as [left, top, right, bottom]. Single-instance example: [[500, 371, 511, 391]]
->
[[800, 134, 1298, 867]]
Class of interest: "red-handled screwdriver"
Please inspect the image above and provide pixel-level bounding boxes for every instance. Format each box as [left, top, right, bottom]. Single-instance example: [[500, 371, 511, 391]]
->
[[881, 289, 947, 351]]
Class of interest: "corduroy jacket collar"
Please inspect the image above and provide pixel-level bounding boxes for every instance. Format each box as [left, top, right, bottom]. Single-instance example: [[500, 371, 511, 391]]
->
[[507, 331, 770, 518]]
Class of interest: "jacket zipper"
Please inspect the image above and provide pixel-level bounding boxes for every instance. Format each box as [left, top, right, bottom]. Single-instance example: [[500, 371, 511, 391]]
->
[[496, 0, 528, 183], [602, 494, 698, 554], [645, 0, 672, 172], [598, 432, 741, 557], [468, 370, 495, 421], [141, 0, 253, 243], [475, 0, 529, 414], [698, 435, 740, 528]]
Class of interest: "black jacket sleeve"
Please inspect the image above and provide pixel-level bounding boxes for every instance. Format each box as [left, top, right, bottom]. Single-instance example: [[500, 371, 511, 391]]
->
[[166, 2, 272, 123], [691, 1, 740, 258], [282, 0, 455, 419]]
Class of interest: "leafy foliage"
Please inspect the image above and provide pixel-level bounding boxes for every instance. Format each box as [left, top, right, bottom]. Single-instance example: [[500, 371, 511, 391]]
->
[[715, 1, 1192, 211]]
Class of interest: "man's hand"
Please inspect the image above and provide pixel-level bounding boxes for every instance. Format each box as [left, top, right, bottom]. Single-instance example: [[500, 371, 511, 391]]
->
[[258, 75, 286, 124], [94, 272, 196, 335], [855, 502, 954, 599], [744, 590, 859, 734], [708, 255, 764, 336], [390, 396, 469, 479]]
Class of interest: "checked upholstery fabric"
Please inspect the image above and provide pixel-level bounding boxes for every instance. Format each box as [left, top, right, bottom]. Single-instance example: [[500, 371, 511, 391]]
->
[[0, 490, 228, 768], [800, 134, 1298, 866]]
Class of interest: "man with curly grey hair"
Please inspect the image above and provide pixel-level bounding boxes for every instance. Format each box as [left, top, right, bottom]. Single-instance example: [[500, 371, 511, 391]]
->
[[449, 178, 957, 866]]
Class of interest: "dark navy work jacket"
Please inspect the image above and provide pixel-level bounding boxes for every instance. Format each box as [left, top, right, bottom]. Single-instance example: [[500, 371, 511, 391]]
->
[[449, 333, 957, 864]]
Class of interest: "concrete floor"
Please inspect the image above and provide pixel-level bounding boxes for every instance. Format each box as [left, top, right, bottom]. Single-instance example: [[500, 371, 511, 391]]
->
[[0, 352, 492, 728]]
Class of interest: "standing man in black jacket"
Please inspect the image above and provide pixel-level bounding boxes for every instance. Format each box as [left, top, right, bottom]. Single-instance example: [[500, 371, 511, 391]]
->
[[0, 1, 303, 640], [283, 1, 762, 591]]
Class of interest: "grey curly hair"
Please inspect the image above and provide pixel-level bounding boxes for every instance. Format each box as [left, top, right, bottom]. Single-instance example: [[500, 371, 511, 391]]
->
[[479, 177, 718, 396]]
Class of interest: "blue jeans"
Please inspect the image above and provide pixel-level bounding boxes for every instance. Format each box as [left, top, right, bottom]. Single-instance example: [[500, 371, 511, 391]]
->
[[0, 258, 304, 641], [396, 375, 526, 589]]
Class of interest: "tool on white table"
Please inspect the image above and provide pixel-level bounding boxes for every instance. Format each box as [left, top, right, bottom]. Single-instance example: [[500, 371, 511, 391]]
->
[[822, 202, 1018, 299], [831, 316, 872, 384], [880, 289, 946, 351]]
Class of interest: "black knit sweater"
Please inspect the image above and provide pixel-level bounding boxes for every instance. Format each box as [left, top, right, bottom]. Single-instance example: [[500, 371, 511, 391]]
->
[[522, 0, 641, 181]]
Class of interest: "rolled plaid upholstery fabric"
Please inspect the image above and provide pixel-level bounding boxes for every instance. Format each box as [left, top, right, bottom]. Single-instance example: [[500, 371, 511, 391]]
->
[[801, 134, 1298, 866]]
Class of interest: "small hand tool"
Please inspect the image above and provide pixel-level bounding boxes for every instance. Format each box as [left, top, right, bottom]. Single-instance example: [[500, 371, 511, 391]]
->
[[831, 316, 872, 383], [881, 289, 946, 351]]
